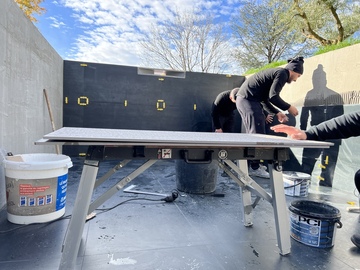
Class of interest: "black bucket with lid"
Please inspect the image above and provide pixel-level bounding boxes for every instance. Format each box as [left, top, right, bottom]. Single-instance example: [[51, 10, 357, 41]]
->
[[289, 200, 342, 248]]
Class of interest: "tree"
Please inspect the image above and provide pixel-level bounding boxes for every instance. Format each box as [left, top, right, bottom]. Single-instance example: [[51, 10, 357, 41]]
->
[[289, 0, 360, 45], [14, 0, 45, 23], [140, 10, 235, 73], [231, 0, 314, 71]]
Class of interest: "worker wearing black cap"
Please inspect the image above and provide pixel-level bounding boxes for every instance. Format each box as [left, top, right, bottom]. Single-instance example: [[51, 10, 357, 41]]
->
[[236, 57, 304, 178]]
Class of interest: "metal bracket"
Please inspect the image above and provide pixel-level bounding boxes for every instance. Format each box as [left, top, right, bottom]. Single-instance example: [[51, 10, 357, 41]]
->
[[244, 147, 255, 158], [133, 146, 145, 157], [86, 145, 105, 160], [180, 149, 213, 164]]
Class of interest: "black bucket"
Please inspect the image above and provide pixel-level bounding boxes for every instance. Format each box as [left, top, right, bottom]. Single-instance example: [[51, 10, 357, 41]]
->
[[289, 200, 342, 248], [175, 160, 218, 194]]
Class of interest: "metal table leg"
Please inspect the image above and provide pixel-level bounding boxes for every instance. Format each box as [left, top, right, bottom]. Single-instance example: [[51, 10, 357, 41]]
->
[[237, 160, 253, 226], [269, 164, 291, 255], [59, 160, 99, 270], [221, 159, 291, 255], [87, 159, 158, 214]]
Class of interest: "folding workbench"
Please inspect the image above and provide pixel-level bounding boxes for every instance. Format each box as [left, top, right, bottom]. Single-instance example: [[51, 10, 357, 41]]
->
[[36, 127, 332, 270]]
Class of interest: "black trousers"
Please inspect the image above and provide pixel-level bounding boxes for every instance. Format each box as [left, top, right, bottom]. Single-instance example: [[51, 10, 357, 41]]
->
[[236, 97, 266, 170]]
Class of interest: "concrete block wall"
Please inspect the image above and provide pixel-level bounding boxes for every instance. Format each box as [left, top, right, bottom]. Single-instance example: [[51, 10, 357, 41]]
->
[[0, 0, 63, 208]]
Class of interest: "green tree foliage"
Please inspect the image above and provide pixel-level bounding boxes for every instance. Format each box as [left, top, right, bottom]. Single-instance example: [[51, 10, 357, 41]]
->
[[288, 0, 360, 45], [231, 0, 315, 71], [14, 0, 45, 22]]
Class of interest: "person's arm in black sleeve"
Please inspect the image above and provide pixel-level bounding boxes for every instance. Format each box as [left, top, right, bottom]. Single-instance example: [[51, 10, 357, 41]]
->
[[211, 90, 231, 131], [261, 101, 280, 115], [268, 95, 291, 111], [305, 111, 360, 141], [268, 71, 291, 111], [211, 103, 221, 130]]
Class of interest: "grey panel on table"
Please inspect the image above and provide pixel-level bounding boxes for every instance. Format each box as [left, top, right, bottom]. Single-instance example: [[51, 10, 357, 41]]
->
[[43, 127, 332, 148]]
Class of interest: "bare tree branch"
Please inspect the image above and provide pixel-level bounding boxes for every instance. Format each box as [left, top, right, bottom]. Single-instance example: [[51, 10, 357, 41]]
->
[[139, 10, 234, 73]]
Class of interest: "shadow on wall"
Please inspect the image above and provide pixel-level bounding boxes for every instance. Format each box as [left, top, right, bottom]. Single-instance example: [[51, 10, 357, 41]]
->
[[267, 65, 345, 183], [299, 64, 344, 187]]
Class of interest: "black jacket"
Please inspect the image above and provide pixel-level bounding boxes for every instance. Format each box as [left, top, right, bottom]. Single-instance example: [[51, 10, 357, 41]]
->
[[306, 111, 360, 141], [211, 90, 237, 129], [237, 67, 291, 114]]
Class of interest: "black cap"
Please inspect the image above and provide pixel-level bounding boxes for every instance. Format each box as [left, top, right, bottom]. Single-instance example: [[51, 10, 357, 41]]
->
[[285, 57, 304, 75]]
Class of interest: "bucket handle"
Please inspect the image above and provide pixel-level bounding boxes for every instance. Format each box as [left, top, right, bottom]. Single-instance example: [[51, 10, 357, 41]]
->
[[336, 220, 343, 229], [66, 162, 73, 169], [284, 179, 307, 189]]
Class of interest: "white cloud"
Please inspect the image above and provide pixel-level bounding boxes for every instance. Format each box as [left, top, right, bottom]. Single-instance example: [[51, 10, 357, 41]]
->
[[48, 16, 66, 28], [54, 0, 241, 71]]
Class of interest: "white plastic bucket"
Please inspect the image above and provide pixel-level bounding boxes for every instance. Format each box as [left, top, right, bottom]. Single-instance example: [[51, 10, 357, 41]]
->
[[4, 153, 73, 224], [283, 171, 310, 197]]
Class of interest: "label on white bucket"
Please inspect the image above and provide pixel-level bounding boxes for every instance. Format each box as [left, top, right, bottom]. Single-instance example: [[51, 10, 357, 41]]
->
[[283, 178, 309, 197], [6, 174, 68, 216], [283, 171, 310, 197]]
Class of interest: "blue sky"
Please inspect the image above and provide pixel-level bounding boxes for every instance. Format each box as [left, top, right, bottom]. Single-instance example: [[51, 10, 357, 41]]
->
[[34, 0, 246, 72]]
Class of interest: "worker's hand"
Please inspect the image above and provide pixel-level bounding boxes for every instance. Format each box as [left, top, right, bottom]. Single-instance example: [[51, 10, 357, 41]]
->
[[265, 114, 274, 124], [270, 124, 307, 140], [215, 128, 223, 133], [276, 112, 289, 123], [288, 105, 299, 117]]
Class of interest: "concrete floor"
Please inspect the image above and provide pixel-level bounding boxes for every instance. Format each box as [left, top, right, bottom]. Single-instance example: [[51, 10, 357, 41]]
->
[[0, 158, 359, 270]]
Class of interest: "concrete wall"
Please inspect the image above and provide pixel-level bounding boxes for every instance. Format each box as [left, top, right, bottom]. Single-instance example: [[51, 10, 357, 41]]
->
[[0, 0, 63, 208], [280, 44, 360, 193], [281, 43, 360, 106]]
